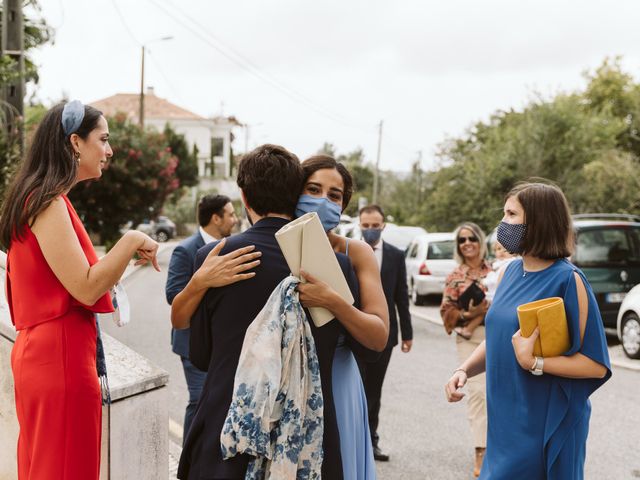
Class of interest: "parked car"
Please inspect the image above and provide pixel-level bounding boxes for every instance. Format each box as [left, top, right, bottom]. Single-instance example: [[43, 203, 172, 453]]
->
[[616, 284, 640, 358], [136, 216, 176, 242], [405, 233, 457, 305], [572, 214, 640, 331]]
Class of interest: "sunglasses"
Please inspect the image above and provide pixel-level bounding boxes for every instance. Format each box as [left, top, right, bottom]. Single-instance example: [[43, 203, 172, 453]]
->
[[457, 236, 479, 245]]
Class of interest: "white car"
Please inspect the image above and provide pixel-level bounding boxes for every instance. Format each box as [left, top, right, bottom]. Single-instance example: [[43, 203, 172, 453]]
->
[[405, 233, 457, 305], [616, 284, 640, 359]]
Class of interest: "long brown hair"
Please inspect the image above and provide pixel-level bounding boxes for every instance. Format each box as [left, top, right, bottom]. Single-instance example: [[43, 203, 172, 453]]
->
[[0, 102, 103, 248]]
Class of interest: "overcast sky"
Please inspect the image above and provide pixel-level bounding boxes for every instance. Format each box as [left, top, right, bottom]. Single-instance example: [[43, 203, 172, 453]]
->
[[28, 0, 640, 171]]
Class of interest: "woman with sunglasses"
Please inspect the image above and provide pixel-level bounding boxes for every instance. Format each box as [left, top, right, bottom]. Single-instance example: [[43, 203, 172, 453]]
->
[[440, 222, 491, 477]]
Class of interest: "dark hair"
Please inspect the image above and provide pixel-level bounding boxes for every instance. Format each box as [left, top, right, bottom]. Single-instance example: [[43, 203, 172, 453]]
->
[[198, 194, 231, 226], [453, 222, 487, 265], [507, 181, 573, 260], [0, 102, 104, 248], [301, 155, 353, 210], [359, 204, 385, 220], [236, 144, 303, 217]]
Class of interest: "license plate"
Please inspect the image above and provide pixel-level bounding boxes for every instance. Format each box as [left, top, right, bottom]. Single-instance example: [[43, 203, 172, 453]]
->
[[606, 292, 627, 303]]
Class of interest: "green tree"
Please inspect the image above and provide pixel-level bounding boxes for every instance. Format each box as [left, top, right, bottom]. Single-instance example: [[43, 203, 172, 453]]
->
[[68, 114, 187, 246], [0, 1, 53, 196]]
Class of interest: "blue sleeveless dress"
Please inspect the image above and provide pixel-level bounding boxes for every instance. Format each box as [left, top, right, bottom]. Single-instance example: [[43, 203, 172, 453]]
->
[[332, 239, 376, 479], [482, 259, 611, 480]]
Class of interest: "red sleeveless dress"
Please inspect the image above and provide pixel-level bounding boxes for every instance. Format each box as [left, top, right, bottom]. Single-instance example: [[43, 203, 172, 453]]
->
[[7, 195, 113, 480]]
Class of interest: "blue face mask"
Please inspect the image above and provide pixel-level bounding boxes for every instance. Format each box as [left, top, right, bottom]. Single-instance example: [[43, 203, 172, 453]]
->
[[295, 194, 342, 232], [497, 221, 527, 254], [361, 228, 382, 246]]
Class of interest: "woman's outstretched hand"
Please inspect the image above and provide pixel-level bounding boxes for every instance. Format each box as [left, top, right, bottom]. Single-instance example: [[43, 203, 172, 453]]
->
[[445, 370, 468, 402], [134, 233, 160, 271], [192, 238, 262, 289], [297, 269, 338, 309], [512, 328, 539, 370]]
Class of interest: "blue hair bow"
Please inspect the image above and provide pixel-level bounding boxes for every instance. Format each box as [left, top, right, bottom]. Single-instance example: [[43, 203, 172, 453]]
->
[[62, 100, 85, 136]]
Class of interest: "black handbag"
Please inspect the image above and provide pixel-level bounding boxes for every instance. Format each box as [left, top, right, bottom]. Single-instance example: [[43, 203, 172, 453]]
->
[[458, 281, 486, 311]]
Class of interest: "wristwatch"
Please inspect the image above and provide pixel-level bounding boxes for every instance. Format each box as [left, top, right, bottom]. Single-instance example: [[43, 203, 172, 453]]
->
[[529, 356, 544, 376]]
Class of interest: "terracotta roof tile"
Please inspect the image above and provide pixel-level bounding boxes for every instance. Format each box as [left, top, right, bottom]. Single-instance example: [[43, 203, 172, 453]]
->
[[90, 92, 205, 121]]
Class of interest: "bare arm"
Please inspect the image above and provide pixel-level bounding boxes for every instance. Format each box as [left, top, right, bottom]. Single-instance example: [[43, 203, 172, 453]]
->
[[445, 340, 486, 402], [31, 197, 158, 306], [171, 241, 261, 329], [512, 272, 608, 379], [298, 240, 389, 351]]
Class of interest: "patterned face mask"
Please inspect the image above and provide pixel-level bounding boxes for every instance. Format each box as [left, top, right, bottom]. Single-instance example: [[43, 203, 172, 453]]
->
[[497, 221, 527, 254]]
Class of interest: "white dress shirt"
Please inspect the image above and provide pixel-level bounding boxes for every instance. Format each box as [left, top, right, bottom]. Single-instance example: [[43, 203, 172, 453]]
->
[[199, 226, 219, 245], [372, 240, 383, 271]]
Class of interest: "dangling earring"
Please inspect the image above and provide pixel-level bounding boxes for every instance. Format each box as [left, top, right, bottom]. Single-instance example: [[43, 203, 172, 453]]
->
[[75, 151, 81, 164]]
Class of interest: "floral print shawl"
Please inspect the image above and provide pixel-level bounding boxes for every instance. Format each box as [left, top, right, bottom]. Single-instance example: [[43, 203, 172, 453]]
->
[[220, 276, 324, 479]]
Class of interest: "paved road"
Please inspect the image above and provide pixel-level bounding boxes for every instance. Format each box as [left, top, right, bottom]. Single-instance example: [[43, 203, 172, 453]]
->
[[106, 249, 640, 479]]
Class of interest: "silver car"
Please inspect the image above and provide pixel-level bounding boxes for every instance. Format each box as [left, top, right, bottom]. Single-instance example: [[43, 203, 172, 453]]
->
[[405, 233, 457, 305]]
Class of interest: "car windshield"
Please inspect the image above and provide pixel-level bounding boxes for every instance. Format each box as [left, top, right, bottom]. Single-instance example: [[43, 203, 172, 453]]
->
[[427, 240, 455, 260], [575, 227, 640, 266]]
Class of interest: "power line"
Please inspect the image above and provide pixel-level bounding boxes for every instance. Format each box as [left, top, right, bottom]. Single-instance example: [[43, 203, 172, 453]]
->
[[147, 0, 374, 133], [111, 0, 141, 46]]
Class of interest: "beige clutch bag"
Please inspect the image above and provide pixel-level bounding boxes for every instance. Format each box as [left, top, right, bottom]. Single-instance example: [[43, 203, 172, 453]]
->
[[275, 212, 354, 327], [516, 297, 570, 357]]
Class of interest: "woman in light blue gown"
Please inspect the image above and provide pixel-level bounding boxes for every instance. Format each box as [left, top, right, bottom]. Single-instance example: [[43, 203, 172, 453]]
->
[[295, 154, 390, 479]]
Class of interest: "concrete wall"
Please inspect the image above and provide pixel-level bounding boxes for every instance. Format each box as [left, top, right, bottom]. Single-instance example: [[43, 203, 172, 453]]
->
[[0, 271, 169, 480]]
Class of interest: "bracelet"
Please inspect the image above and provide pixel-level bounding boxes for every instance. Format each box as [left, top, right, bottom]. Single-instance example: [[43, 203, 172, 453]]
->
[[453, 367, 467, 376], [529, 357, 537, 370]]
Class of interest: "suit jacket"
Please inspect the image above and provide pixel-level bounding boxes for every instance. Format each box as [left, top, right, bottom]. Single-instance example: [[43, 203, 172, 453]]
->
[[178, 217, 362, 480], [165, 231, 205, 358], [380, 241, 413, 350]]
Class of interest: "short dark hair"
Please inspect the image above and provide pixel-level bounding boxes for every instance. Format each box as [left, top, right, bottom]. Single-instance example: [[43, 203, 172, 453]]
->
[[236, 144, 303, 217], [359, 204, 384, 220], [507, 181, 574, 260], [198, 194, 231, 226], [301, 155, 353, 210]]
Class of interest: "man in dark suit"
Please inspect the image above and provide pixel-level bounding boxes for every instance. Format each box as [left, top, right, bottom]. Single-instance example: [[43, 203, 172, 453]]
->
[[177, 145, 308, 480], [165, 194, 237, 443], [359, 204, 413, 462]]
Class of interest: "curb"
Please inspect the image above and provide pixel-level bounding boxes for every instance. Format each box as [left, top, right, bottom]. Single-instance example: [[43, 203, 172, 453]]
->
[[410, 307, 640, 372]]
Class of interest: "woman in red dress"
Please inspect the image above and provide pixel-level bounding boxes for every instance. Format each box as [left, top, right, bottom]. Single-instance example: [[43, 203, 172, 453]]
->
[[0, 101, 160, 480]]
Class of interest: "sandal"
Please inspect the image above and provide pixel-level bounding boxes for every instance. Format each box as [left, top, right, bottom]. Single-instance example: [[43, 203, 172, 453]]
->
[[454, 327, 472, 340]]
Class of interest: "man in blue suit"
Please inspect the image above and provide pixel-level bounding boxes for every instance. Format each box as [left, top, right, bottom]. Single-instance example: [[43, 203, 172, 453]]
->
[[359, 204, 413, 462], [165, 194, 237, 443]]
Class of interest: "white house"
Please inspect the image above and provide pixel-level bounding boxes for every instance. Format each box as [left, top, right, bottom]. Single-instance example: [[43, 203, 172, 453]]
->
[[91, 88, 242, 199]]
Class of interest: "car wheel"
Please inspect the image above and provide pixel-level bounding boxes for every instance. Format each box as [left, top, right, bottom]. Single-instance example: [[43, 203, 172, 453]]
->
[[156, 230, 169, 243], [621, 313, 640, 359], [411, 282, 427, 306]]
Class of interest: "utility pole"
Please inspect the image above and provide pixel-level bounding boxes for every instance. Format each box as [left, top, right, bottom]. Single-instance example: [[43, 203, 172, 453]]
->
[[139, 36, 174, 128], [415, 150, 423, 205], [372, 120, 383, 204], [1, 0, 24, 143], [139, 45, 145, 127]]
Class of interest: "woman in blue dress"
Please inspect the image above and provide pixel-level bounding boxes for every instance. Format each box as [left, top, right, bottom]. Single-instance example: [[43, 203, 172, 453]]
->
[[296, 155, 389, 480], [445, 181, 611, 479]]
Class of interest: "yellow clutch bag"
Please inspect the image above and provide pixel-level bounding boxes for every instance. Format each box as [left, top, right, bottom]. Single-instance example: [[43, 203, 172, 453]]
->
[[516, 297, 570, 357]]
